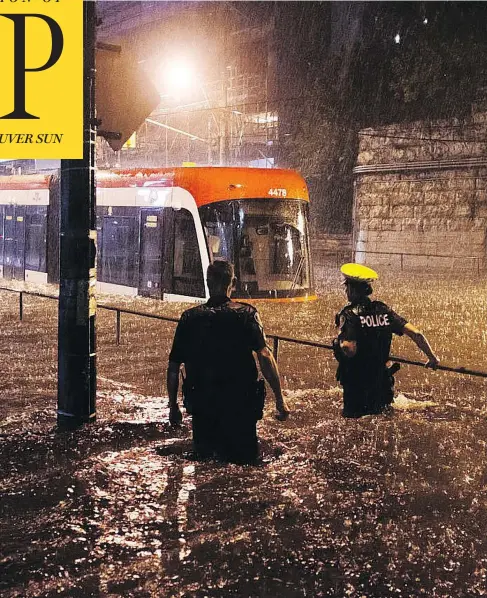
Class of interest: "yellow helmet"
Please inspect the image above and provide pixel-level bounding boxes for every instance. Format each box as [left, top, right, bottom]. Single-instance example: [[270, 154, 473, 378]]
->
[[340, 263, 378, 283]]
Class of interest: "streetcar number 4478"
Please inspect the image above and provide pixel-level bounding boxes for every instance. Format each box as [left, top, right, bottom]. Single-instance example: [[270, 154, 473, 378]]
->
[[268, 188, 287, 197]]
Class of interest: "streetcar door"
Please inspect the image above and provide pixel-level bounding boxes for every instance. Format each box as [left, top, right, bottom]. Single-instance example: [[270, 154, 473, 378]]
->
[[3, 206, 25, 281], [13, 206, 26, 280], [0, 206, 4, 278], [160, 207, 174, 295], [162, 207, 205, 299], [3, 208, 14, 280], [138, 208, 163, 298]]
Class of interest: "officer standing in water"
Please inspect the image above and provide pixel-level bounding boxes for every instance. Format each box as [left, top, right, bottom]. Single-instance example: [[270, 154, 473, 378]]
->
[[167, 260, 290, 464], [333, 263, 439, 418]]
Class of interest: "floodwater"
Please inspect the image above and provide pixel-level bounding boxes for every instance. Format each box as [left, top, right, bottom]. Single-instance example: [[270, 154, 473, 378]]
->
[[1, 271, 487, 597]]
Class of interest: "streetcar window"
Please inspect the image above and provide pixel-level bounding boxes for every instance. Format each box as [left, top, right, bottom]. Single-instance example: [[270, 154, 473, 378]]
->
[[200, 198, 312, 298], [25, 209, 47, 272], [101, 216, 137, 287], [271, 223, 304, 281], [199, 203, 234, 261], [171, 209, 205, 298], [3, 212, 15, 271]]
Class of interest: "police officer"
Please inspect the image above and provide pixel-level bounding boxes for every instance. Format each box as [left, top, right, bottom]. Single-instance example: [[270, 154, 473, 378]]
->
[[333, 263, 439, 418], [167, 260, 290, 464]]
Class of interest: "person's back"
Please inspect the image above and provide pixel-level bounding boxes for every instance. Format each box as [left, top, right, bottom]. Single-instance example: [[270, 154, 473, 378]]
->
[[167, 260, 290, 463], [337, 297, 397, 385], [172, 296, 262, 411]]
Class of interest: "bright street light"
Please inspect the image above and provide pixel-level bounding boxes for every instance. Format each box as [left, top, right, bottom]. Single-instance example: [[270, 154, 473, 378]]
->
[[159, 60, 195, 96]]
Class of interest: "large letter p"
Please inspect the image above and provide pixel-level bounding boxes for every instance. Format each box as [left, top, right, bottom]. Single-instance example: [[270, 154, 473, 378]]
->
[[0, 14, 64, 120]]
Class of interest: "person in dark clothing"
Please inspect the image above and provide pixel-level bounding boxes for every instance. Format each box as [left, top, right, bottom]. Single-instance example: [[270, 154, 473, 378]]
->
[[334, 263, 439, 418], [167, 260, 290, 464]]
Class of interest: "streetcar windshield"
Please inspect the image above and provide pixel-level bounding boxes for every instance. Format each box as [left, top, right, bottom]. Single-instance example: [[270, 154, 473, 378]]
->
[[200, 199, 312, 299]]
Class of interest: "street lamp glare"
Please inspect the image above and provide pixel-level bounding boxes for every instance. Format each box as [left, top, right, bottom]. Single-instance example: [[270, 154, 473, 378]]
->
[[163, 61, 194, 94]]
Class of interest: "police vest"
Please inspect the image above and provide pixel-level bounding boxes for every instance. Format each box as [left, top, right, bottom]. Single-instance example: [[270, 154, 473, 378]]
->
[[337, 300, 396, 369]]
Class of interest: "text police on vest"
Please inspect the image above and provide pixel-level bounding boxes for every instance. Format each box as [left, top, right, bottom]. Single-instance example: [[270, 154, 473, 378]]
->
[[360, 314, 390, 328]]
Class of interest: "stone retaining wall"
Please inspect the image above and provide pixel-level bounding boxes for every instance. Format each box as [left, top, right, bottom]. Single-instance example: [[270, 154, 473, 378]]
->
[[354, 114, 487, 273]]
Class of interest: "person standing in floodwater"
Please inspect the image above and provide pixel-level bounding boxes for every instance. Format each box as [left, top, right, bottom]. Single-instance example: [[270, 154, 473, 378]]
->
[[333, 263, 439, 418], [167, 260, 290, 464]]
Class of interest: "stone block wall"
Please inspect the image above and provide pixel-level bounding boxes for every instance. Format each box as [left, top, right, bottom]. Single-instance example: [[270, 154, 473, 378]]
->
[[354, 114, 487, 273]]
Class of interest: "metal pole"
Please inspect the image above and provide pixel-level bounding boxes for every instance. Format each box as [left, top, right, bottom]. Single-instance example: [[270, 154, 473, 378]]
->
[[19, 291, 23, 321], [57, 0, 97, 429]]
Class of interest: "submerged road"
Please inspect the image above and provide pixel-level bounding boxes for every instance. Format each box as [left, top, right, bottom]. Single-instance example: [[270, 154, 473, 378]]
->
[[1, 272, 487, 596]]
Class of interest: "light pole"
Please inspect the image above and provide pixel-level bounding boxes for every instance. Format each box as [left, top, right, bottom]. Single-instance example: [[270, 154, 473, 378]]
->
[[57, 0, 97, 429]]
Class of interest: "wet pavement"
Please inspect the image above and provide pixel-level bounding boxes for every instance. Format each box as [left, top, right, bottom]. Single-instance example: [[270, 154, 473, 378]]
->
[[1, 274, 487, 597]]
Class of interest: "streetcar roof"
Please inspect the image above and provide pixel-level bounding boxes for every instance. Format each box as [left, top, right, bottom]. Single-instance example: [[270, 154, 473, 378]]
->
[[97, 167, 309, 205], [0, 174, 51, 190]]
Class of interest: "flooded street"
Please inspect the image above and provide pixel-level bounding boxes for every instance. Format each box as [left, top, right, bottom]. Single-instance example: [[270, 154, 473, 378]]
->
[[0, 0, 486, 594], [1, 271, 487, 597]]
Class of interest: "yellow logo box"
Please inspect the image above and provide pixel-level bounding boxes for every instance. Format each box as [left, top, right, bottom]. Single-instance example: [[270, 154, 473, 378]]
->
[[0, 0, 83, 159]]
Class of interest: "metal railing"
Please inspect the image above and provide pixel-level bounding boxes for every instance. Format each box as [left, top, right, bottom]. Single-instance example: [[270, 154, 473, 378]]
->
[[314, 250, 483, 274], [0, 286, 180, 344], [1, 285, 486, 379], [269, 334, 487, 379], [355, 250, 482, 275]]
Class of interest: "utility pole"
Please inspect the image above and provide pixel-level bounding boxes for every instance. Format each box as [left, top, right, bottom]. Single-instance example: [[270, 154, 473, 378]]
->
[[57, 0, 97, 429]]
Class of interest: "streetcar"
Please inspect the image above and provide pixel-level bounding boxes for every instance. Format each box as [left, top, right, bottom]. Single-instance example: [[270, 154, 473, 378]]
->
[[0, 167, 314, 301]]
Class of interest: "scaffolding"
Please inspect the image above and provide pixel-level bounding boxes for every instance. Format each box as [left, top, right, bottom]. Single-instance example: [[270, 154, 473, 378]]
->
[[97, 66, 279, 169]]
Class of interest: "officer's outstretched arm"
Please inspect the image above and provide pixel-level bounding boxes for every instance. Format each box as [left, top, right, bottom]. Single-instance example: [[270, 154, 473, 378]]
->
[[402, 323, 439, 368], [256, 346, 290, 420], [167, 360, 183, 425]]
